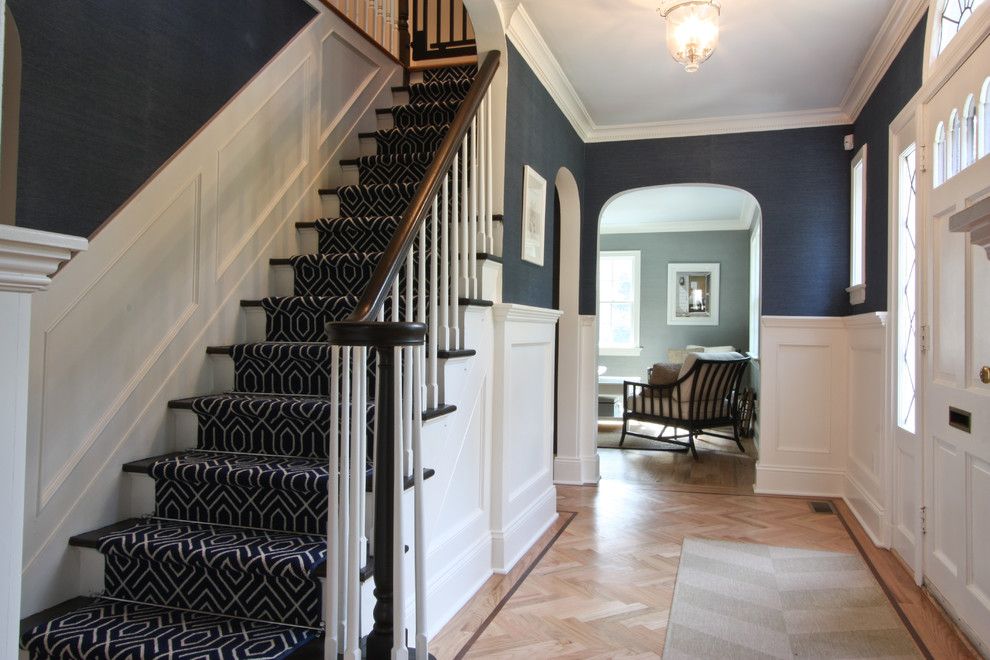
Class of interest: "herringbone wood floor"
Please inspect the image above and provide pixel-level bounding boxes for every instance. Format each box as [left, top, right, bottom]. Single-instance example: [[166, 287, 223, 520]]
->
[[430, 481, 979, 659]]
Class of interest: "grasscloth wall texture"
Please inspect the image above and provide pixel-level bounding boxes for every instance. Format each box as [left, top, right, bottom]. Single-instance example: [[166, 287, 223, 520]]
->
[[503, 42, 586, 309], [9, 0, 316, 238], [851, 15, 926, 313], [583, 127, 852, 317]]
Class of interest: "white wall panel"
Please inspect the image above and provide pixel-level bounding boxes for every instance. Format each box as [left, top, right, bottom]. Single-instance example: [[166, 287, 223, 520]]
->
[[20, 6, 401, 616]]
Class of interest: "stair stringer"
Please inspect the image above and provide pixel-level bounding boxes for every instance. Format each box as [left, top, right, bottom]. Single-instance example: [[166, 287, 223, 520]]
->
[[18, 6, 402, 618]]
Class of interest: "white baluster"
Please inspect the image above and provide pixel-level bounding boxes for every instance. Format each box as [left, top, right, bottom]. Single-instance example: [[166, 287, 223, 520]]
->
[[439, 175, 451, 351], [412, 346, 428, 656], [393, 346, 409, 660], [449, 156, 460, 350], [326, 347, 342, 659], [376, 0, 385, 45], [418, 217, 430, 409], [428, 196, 440, 407], [356, 347, 368, 581], [403, 256, 414, 476], [384, 0, 393, 53], [469, 116, 479, 298], [392, 0, 401, 57], [459, 139, 470, 305], [392, 274, 400, 322], [366, 0, 375, 34], [346, 345, 364, 660], [485, 93, 495, 253], [476, 98, 487, 259]]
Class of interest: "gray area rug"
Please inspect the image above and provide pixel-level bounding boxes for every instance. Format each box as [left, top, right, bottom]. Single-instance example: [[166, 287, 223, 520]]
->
[[663, 538, 921, 659]]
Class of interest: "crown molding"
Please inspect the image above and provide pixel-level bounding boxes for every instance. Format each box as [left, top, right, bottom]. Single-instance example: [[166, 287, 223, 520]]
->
[[505, 5, 595, 139], [584, 107, 850, 143], [840, 0, 929, 122], [0, 225, 88, 293]]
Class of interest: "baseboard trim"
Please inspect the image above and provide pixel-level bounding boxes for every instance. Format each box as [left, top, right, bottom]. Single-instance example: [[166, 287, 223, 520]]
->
[[424, 530, 493, 638], [754, 464, 845, 497], [491, 486, 558, 574], [553, 455, 600, 485], [844, 474, 888, 548]]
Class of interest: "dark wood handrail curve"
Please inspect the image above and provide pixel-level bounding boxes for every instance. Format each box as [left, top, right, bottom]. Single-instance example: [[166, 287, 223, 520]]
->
[[342, 49, 499, 323]]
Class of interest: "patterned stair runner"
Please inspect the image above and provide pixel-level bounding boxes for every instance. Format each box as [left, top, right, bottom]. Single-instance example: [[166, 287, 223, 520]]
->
[[20, 63, 477, 659]]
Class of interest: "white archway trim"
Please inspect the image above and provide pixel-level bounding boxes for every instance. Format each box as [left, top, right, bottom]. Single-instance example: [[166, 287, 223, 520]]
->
[[553, 167, 599, 485]]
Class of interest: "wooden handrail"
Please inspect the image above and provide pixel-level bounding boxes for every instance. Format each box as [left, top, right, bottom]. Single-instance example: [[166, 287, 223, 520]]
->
[[344, 49, 499, 322]]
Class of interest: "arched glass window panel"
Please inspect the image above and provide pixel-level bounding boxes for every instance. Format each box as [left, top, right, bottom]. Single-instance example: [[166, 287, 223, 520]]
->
[[935, 122, 947, 185], [963, 94, 977, 168], [981, 77, 990, 159], [933, 0, 986, 59], [948, 109, 962, 177]]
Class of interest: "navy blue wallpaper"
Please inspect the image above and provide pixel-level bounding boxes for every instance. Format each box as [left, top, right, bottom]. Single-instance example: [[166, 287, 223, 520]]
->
[[852, 16, 926, 313], [503, 43, 586, 309], [9, 0, 316, 238], [582, 128, 853, 316]]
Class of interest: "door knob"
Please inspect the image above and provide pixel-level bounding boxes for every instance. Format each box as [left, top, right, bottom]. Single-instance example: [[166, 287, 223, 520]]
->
[[981, 366, 990, 385]]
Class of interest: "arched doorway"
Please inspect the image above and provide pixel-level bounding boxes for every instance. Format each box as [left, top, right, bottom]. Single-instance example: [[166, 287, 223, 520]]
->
[[594, 184, 763, 489]]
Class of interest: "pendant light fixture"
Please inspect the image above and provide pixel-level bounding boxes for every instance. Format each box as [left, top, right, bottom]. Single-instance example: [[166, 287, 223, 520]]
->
[[659, 1, 721, 73]]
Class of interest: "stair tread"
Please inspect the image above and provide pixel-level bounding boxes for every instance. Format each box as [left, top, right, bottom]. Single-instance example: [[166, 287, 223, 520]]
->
[[20, 599, 319, 659], [70, 517, 328, 579], [126, 450, 433, 493], [376, 100, 461, 114]]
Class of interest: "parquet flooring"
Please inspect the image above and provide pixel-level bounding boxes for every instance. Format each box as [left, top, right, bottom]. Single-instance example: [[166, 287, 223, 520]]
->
[[429, 481, 979, 659], [597, 421, 757, 494]]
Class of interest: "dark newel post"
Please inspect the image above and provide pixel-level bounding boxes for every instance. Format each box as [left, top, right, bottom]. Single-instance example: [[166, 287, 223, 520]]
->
[[398, 0, 411, 68], [367, 345, 396, 659]]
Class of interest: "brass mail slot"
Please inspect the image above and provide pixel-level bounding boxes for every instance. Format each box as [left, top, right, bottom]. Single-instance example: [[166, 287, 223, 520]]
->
[[949, 407, 972, 433]]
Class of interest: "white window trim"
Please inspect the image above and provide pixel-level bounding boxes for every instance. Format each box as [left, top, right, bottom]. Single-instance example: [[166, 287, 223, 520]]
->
[[598, 250, 642, 357], [848, 144, 868, 305]]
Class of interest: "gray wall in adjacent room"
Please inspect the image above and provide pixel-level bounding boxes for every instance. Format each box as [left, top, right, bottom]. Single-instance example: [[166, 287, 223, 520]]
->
[[598, 229, 751, 379]]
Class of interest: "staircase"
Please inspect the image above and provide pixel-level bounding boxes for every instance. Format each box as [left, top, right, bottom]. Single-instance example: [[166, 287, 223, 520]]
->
[[19, 59, 498, 660]]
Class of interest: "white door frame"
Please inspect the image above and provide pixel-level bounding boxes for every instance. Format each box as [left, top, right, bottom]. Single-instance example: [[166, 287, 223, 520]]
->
[[885, 97, 925, 584]]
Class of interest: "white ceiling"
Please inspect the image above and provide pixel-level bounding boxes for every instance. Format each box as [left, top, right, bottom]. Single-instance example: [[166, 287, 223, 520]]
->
[[600, 184, 758, 234], [512, 0, 907, 135]]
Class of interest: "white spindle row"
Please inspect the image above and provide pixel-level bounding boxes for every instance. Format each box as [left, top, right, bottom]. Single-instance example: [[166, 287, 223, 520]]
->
[[331, 0, 401, 57], [327, 86, 495, 660]]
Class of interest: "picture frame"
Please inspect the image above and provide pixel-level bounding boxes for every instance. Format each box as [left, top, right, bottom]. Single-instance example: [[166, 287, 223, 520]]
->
[[667, 263, 720, 326], [521, 165, 547, 266]]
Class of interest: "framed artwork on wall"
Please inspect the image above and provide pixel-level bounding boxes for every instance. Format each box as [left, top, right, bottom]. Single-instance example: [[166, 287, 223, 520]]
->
[[667, 263, 720, 326], [521, 165, 547, 266]]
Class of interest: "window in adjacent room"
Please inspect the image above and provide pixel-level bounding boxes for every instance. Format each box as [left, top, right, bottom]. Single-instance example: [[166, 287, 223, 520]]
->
[[848, 144, 867, 305], [599, 251, 641, 356]]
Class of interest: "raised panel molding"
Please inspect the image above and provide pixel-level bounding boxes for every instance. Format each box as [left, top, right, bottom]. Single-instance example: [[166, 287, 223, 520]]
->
[[216, 60, 310, 277], [38, 176, 202, 509], [320, 31, 380, 141]]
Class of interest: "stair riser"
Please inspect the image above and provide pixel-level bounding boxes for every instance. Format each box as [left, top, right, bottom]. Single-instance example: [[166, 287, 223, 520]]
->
[[170, 403, 375, 458], [390, 104, 459, 130], [356, 159, 432, 185], [291, 258, 381, 298], [209, 351, 378, 397], [105, 554, 322, 627], [261, 296, 357, 343], [315, 218, 399, 254], [371, 128, 448, 155]]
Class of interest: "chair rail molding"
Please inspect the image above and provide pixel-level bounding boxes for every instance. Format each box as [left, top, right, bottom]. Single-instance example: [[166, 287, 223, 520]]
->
[[0, 225, 86, 660], [490, 303, 561, 572]]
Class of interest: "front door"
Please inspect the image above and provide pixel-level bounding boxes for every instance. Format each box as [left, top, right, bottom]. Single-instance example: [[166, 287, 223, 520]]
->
[[922, 31, 990, 650]]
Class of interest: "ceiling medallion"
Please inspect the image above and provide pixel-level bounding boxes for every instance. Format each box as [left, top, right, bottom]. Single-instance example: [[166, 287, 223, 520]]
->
[[658, 0, 721, 73]]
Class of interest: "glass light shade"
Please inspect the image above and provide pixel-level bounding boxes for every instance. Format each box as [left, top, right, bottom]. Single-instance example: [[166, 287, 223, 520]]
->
[[661, 1, 720, 73]]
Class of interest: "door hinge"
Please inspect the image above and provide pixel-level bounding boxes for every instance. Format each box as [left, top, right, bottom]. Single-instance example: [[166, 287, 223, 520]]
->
[[919, 145, 928, 173], [921, 505, 927, 535], [920, 324, 930, 354]]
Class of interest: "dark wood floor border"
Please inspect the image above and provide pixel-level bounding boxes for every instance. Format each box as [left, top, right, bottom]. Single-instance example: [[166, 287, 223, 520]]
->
[[452, 511, 578, 660], [833, 503, 933, 660]]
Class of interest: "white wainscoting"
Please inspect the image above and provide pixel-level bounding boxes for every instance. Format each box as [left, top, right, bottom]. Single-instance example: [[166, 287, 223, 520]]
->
[[20, 5, 401, 616], [756, 317, 850, 497], [844, 312, 889, 546], [757, 314, 890, 545], [490, 304, 561, 573], [553, 314, 599, 485]]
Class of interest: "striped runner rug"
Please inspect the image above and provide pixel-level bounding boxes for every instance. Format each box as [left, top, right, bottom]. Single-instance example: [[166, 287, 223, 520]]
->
[[663, 538, 921, 659]]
